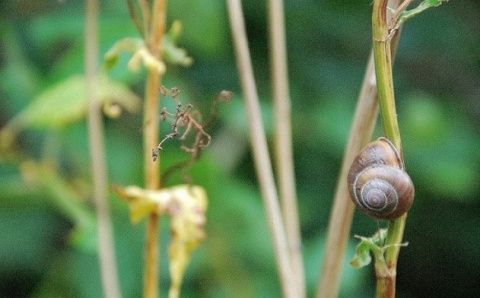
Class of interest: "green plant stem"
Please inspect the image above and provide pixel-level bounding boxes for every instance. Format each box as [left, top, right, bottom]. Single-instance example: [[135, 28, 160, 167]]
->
[[267, 0, 305, 296], [85, 0, 121, 297], [142, 0, 166, 297], [372, 0, 410, 296], [316, 1, 406, 296], [372, 1, 402, 149], [226, 0, 297, 296]]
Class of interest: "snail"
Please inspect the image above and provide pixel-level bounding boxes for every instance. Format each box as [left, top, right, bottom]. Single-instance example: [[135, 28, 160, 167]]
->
[[347, 137, 414, 220]]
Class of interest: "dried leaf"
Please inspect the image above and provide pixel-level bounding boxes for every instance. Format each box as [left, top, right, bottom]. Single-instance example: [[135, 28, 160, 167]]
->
[[113, 184, 208, 298]]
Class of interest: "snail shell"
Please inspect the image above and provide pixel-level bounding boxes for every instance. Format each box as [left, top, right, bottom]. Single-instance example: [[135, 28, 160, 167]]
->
[[347, 137, 414, 220]]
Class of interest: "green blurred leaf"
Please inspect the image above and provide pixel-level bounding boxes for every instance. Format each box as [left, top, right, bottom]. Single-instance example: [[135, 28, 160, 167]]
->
[[0, 75, 140, 150], [168, 0, 228, 58], [422, 158, 477, 198], [20, 160, 98, 253], [104, 37, 144, 71], [401, 94, 480, 199], [8, 75, 140, 128], [68, 219, 97, 252], [163, 20, 193, 67]]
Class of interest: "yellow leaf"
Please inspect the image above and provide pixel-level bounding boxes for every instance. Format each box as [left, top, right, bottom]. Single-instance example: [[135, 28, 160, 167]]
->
[[112, 184, 207, 298]]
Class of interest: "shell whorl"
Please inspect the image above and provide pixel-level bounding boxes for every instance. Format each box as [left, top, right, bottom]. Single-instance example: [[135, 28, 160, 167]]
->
[[347, 138, 414, 220]]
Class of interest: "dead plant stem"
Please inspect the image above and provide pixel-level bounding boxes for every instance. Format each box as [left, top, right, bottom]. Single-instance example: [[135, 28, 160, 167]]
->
[[316, 52, 379, 298], [227, 0, 297, 296], [85, 0, 121, 296], [142, 0, 167, 297], [267, 0, 305, 296]]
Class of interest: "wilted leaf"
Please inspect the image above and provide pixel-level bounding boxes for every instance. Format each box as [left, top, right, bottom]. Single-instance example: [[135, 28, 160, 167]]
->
[[104, 37, 144, 71], [104, 37, 166, 74], [113, 184, 208, 298]]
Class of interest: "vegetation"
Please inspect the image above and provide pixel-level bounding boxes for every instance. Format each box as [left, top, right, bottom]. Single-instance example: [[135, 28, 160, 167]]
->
[[1, 0, 479, 297]]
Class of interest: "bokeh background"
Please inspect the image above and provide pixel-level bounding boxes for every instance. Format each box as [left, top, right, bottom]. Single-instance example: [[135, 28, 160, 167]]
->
[[1, 0, 479, 297]]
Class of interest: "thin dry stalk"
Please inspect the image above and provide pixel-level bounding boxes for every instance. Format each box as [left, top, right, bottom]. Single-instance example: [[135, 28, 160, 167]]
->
[[316, 52, 379, 298], [267, 0, 305, 296], [142, 1, 167, 297], [85, 0, 121, 296], [143, 71, 161, 298], [226, 0, 297, 296]]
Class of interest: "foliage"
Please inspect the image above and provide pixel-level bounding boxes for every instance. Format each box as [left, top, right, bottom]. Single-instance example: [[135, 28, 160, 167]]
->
[[1, 0, 479, 297]]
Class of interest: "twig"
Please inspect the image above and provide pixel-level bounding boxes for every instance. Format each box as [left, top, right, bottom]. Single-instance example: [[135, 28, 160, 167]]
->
[[267, 0, 305, 295], [226, 0, 297, 296], [85, 0, 121, 297]]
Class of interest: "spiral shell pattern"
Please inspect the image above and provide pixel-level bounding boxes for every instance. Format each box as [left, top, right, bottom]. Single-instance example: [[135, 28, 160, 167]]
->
[[347, 138, 414, 220]]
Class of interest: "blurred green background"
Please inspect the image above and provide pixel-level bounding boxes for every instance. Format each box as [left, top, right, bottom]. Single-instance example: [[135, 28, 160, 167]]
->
[[1, 0, 479, 297]]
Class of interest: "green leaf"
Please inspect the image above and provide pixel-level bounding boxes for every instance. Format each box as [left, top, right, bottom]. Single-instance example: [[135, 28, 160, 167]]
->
[[103, 37, 144, 71], [350, 229, 388, 268], [0, 75, 140, 149], [398, 0, 448, 26], [69, 217, 97, 252], [19, 160, 98, 252], [350, 239, 373, 268], [162, 20, 193, 67]]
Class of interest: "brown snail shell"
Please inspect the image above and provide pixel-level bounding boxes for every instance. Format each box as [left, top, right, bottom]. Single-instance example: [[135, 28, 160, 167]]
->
[[347, 137, 414, 220]]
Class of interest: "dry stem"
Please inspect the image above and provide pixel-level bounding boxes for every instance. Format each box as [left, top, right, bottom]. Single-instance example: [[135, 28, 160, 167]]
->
[[227, 0, 297, 296], [316, 52, 379, 298], [85, 0, 121, 296], [141, 0, 167, 297], [267, 0, 305, 295]]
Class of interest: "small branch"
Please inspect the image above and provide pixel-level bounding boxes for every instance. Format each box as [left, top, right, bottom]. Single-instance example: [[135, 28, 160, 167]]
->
[[85, 0, 121, 297], [226, 0, 297, 296], [267, 0, 305, 295]]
